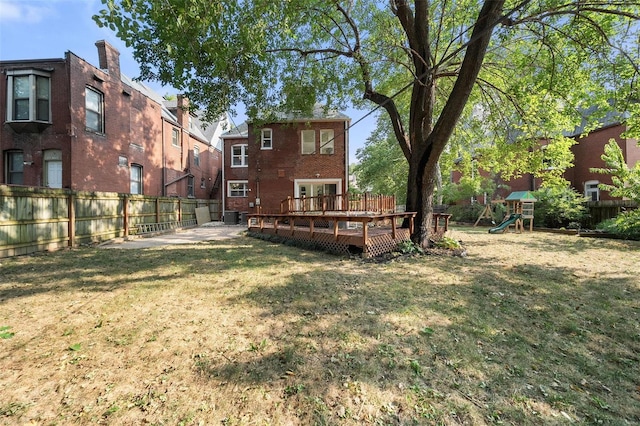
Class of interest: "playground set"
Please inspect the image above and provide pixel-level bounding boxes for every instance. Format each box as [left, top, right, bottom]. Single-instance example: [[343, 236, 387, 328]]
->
[[474, 191, 537, 234]]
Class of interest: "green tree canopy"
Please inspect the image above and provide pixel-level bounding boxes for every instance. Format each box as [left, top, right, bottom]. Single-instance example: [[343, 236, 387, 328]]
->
[[96, 0, 640, 246]]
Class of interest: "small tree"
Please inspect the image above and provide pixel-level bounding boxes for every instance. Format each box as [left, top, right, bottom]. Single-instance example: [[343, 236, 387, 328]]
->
[[591, 140, 640, 204], [591, 140, 640, 238]]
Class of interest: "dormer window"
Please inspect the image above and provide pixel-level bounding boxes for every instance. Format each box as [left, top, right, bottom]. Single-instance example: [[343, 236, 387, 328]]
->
[[6, 69, 51, 131]]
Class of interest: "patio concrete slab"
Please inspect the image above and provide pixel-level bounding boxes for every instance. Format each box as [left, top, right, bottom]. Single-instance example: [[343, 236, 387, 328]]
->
[[100, 222, 245, 249]]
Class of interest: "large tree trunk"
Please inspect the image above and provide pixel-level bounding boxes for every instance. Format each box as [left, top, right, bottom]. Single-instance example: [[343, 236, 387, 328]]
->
[[366, 1, 505, 248], [405, 0, 505, 247]]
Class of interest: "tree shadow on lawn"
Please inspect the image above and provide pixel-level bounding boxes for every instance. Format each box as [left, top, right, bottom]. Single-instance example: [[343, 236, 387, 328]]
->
[[0, 237, 293, 302], [482, 231, 640, 256], [195, 250, 639, 425]]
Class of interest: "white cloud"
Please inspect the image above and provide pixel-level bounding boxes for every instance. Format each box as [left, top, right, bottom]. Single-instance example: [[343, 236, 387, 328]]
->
[[0, 1, 51, 24]]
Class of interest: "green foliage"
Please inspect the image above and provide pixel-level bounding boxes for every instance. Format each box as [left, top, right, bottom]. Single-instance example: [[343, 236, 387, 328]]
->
[[591, 140, 640, 204], [395, 240, 424, 255], [0, 326, 15, 339], [446, 203, 487, 223], [533, 187, 588, 228], [440, 176, 496, 205], [597, 209, 640, 240], [591, 140, 640, 238], [353, 120, 408, 203], [432, 236, 463, 250]]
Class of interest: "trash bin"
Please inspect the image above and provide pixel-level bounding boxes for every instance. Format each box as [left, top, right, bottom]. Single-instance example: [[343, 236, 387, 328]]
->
[[224, 211, 239, 225], [240, 211, 248, 225]]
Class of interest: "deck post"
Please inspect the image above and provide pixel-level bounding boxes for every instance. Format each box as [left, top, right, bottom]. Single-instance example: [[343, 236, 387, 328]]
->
[[362, 218, 368, 249], [309, 218, 315, 237], [391, 216, 397, 239], [333, 218, 339, 240], [274, 218, 279, 234], [290, 217, 295, 235]]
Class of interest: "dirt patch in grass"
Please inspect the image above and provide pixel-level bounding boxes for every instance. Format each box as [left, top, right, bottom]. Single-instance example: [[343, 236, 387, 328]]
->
[[1, 227, 639, 425]]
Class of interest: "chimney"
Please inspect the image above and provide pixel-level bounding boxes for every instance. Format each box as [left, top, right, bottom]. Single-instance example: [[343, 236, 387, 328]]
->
[[177, 94, 190, 128], [95, 40, 121, 80]]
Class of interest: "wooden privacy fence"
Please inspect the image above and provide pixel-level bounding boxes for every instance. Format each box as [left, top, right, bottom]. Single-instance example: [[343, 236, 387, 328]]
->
[[584, 200, 637, 228], [281, 193, 396, 214], [0, 185, 221, 258]]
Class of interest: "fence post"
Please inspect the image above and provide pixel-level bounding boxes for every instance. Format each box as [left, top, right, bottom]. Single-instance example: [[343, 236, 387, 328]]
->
[[178, 199, 182, 222], [156, 197, 160, 223], [123, 195, 129, 237], [68, 191, 75, 247]]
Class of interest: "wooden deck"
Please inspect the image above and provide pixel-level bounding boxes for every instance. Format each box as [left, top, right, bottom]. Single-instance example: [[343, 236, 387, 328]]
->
[[247, 211, 449, 258]]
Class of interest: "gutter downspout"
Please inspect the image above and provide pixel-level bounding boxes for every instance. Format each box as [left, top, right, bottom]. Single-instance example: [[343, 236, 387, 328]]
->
[[345, 119, 350, 195], [161, 118, 166, 196], [221, 137, 226, 220]]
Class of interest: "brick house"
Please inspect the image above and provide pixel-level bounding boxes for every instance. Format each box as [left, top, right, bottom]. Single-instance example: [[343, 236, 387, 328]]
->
[[452, 122, 639, 202], [1, 40, 223, 199], [221, 107, 351, 216]]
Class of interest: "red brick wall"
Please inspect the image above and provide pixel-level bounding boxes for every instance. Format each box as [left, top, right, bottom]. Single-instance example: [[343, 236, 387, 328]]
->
[[1, 42, 222, 199], [223, 136, 250, 212], [568, 124, 630, 201], [0, 59, 72, 187], [247, 121, 347, 213], [67, 49, 166, 194]]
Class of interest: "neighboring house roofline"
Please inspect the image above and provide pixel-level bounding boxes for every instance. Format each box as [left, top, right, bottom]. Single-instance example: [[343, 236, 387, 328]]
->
[[565, 121, 626, 139]]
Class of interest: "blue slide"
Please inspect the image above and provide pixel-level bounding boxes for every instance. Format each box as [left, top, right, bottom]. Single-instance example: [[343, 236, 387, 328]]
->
[[488, 213, 521, 234]]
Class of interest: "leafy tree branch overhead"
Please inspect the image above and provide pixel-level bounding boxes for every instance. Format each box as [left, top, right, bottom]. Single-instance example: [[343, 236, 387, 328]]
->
[[95, 0, 640, 247]]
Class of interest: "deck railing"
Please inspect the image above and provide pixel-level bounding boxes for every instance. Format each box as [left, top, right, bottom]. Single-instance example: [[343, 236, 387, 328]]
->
[[281, 193, 396, 214]]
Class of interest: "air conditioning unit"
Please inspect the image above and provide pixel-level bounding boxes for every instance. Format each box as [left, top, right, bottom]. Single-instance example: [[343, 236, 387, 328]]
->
[[322, 147, 334, 154]]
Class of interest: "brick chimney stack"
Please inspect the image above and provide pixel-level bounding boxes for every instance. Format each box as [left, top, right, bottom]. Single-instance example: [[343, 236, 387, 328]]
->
[[177, 94, 190, 128], [95, 40, 121, 80]]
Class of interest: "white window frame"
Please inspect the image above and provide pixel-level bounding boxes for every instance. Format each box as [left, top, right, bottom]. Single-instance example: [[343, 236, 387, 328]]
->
[[172, 128, 180, 147], [231, 144, 248, 167], [85, 86, 104, 133], [301, 130, 315, 154], [227, 180, 249, 197], [320, 129, 334, 154], [194, 145, 200, 166], [130, 164, 143, 194], [6, 69, 51, 123], [261, 128, 273, 150], [585, 180, 600, 202], [5, 150, 24, 185]]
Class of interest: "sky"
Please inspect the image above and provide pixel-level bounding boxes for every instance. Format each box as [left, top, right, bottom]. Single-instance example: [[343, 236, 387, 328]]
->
[[0, 0, 377, 164]]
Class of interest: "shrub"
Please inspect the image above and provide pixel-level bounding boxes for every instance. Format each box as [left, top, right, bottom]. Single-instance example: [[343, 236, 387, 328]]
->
[[446, 203, 486, 223], [597, 209, 640, 240], [533, 186, 588, 228]]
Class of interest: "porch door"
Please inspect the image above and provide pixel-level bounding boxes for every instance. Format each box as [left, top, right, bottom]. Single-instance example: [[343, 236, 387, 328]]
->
[[296, 181, 339, 211], [44, 150, 63, 188]]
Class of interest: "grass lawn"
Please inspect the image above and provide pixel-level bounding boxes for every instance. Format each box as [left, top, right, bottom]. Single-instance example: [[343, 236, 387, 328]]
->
[[1, 226, 639, 425]]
